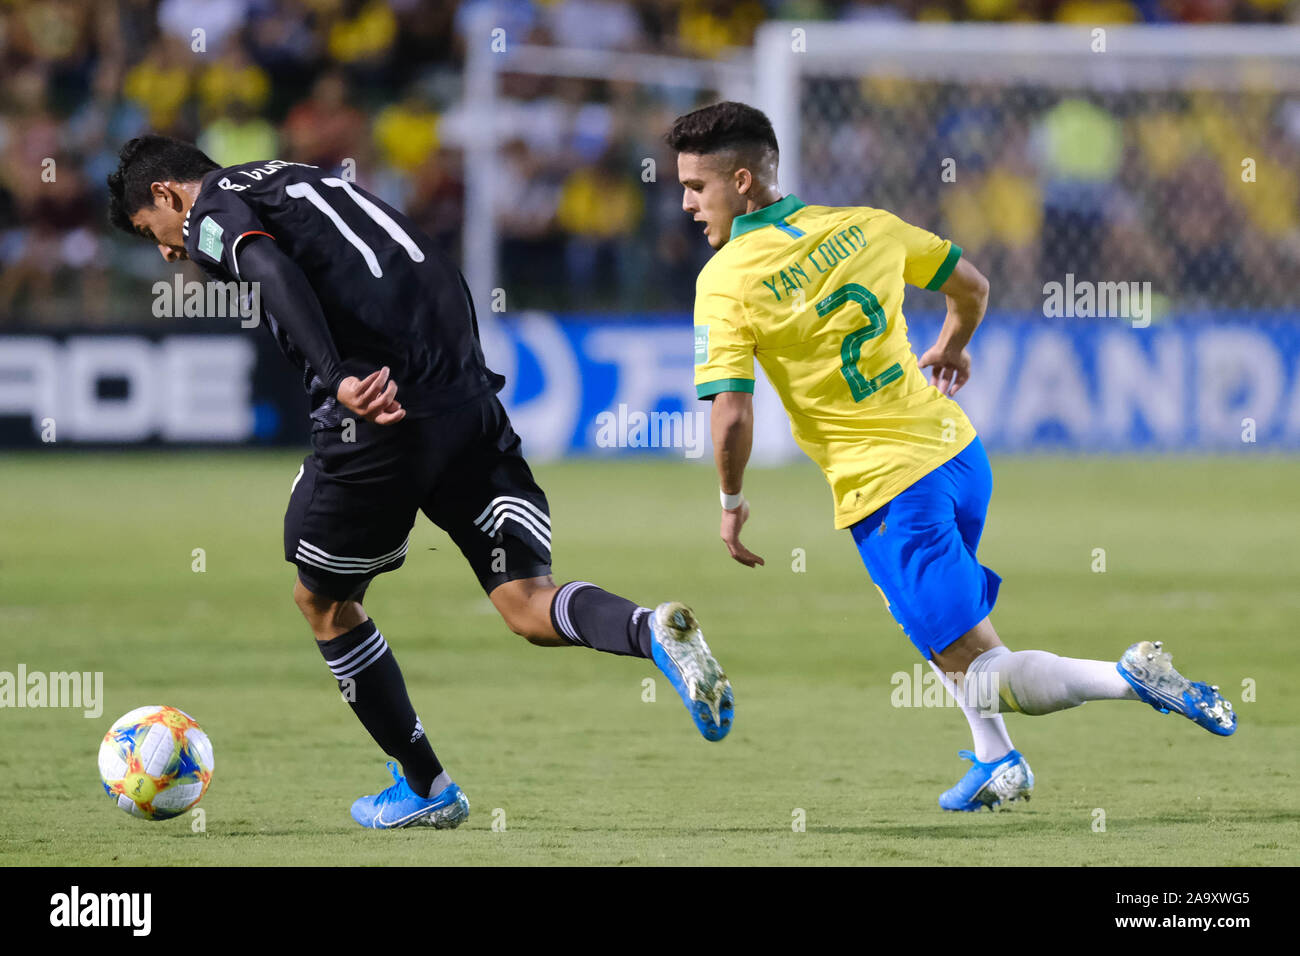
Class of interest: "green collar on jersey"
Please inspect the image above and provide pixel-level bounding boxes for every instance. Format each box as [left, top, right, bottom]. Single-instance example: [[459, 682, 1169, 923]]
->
[[730, 194, 806, 240]]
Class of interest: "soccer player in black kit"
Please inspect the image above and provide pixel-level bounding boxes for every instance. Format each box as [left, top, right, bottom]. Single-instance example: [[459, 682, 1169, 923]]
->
[[108, 135, 734, 829]]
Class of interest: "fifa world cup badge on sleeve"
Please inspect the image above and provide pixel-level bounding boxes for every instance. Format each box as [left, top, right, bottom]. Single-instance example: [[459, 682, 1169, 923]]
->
[[694, 325, 709, 364], [198, 216, 224, 259]]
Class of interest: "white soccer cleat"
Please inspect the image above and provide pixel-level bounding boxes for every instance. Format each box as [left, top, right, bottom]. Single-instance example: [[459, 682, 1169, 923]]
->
[[1117, 641, 1237, 736], [649, 602, 734, 741]]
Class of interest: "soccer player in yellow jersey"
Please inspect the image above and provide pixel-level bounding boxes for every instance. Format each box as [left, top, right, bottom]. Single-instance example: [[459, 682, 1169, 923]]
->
[[667, 102, 1236, 811]]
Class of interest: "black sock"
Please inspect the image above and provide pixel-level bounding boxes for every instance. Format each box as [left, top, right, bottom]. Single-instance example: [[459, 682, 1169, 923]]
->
[[316, 619, 443, 797], [550, 582, 653, 658]]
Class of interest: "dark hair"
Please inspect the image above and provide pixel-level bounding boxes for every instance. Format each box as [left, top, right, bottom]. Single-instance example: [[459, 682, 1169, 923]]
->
[[106, 135, 219, 235], [665, 101, 779, 162]]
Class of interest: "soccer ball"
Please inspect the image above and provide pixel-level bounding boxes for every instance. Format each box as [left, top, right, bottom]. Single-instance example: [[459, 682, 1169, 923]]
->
[[98, 706, 214, 820]]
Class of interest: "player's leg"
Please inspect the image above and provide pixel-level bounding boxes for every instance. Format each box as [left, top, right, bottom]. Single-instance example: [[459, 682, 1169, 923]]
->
[[285, 435, 469, 829], [927, 439, 1139, 712], [292, 576, 366, 638], [291, 575, 446, 791], [487, 573, 734, 741], [410, 398, 655, 659], [929, 438, 1148, 716], [933, 617, 1138, 715], [485, 573, 567, 646], [852, 436, 1030, 809], [934, 621, 1235, 733], [931, 441, 1017, 766], [487, 571, 650, 657], [930, 437, 1235, 735], [421, 396, 733, 740]]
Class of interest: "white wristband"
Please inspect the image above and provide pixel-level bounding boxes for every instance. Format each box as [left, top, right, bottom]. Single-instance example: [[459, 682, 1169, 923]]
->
[[720, 489, 745, 511]]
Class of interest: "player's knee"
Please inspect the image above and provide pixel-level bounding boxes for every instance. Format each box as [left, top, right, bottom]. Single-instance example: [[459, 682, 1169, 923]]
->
[[490, 578, 564, 645], [505, 603, 569, 646], [499, 603, 547, 643], [293, 580, 316, 613], [293, 580, 358, 637]]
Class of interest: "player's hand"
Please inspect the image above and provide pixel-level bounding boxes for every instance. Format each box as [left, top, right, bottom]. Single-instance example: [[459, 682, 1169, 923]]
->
[[337, 366, 406, 425], [918, 342, 972, 396], [721, 499, 764, 568]]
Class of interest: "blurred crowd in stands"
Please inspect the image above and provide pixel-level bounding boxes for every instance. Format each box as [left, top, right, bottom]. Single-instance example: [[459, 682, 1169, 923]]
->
[[1, 0, 1297, 322], [804, 78, 1300, 312]]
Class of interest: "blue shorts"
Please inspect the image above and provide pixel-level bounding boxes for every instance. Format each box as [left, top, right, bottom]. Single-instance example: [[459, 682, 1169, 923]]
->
[[849, 436, 1001, 659]]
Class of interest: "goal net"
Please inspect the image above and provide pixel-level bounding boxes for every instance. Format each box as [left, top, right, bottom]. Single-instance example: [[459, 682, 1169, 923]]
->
[[755, 23, 1300, 314]]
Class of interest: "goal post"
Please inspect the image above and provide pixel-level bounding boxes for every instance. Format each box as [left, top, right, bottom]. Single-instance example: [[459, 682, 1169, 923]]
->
[[460, 12, 751, 308]]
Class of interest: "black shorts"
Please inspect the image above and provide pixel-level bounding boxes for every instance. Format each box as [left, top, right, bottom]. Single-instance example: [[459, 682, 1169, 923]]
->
[[284, 395, 552, 601]]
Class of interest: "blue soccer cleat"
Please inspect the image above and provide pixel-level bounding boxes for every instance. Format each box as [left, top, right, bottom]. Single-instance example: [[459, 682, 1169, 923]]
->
[[350, 761, 471, 829], [649, 602, 734, 742], [940, 749, 1034, 812], [1117, 640, 1237, 736]]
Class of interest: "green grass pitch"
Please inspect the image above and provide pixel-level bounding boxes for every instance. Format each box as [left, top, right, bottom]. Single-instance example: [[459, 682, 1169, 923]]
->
[[2, 450, 1297, 866]]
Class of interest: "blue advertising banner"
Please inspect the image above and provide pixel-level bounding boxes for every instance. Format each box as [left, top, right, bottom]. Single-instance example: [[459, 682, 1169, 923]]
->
[[481, 312, 1300, 461], [2, 312, 1298, 456]]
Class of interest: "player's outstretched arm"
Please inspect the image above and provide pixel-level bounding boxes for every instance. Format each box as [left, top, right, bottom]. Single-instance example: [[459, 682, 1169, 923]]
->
[[918, 256, 990, 397], [236, 236, 404, 425], [711, 390, 764, 568]]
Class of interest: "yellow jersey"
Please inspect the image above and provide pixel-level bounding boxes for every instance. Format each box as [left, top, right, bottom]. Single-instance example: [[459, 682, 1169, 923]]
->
[[693, 194, 977, 529]]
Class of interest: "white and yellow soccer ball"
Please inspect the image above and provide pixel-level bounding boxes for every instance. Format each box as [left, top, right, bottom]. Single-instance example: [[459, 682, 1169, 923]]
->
[[98, 706, 214, 820]]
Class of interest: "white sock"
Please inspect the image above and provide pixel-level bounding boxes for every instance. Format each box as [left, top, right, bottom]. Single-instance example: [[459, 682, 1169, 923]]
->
[[967, 646, 1138, 716], [928, 660, 1014, 763], [427, 770, 451, 798]]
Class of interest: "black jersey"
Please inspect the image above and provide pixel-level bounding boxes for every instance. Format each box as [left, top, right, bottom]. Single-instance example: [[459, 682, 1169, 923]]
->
[[182, 160, 503, 428]]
